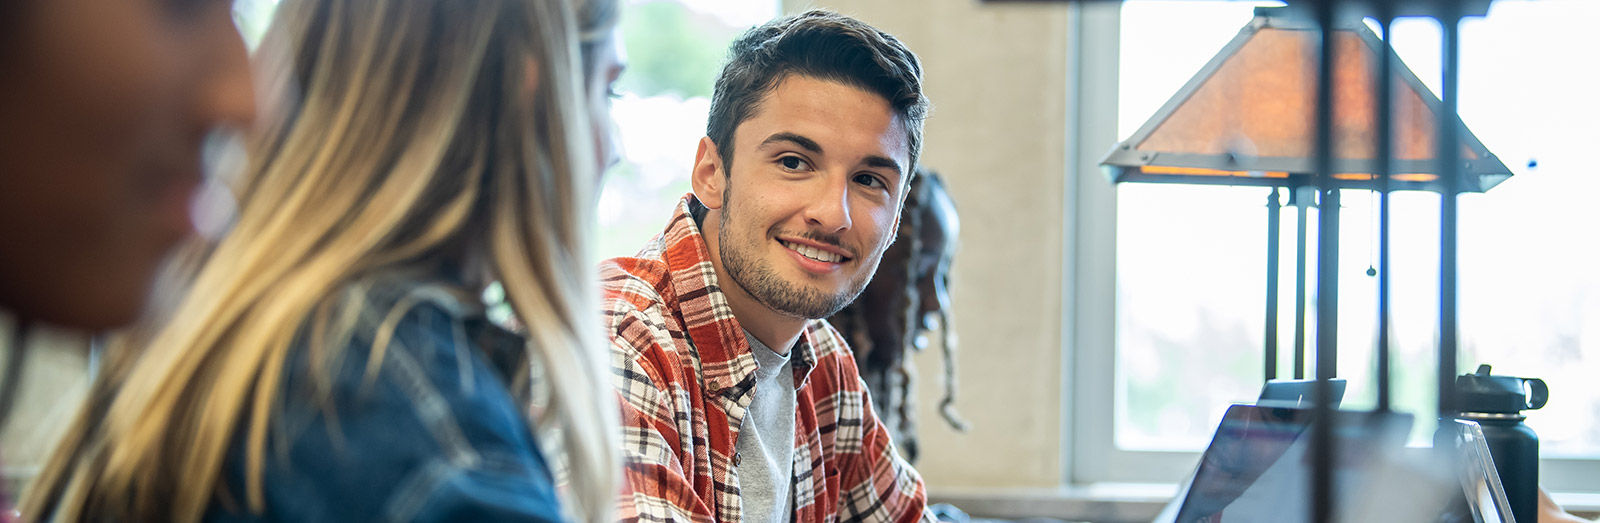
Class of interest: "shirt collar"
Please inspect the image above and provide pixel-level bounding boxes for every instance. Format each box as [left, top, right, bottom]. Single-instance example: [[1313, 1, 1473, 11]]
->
[[661, 194, 820, 395]]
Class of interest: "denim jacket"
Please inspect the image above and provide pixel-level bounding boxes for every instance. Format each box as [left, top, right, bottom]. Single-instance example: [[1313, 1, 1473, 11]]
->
[[205, 281, 564, 523]]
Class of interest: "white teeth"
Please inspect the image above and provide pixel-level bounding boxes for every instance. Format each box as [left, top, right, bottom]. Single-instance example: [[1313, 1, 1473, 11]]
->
[[782, 240, 843, 263]]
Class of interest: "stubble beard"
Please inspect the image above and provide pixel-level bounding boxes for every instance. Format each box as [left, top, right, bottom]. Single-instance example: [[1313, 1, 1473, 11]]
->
[[716, 186, 878, 320]]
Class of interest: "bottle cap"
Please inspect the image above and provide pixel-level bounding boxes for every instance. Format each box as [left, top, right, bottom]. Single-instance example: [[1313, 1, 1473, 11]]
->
[[1455, 364, 1548, 414]]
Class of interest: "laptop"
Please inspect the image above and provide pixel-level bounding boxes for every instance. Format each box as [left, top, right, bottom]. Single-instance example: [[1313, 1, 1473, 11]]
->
[[1439, 419, 1518, 523], [1155, 404, 1415, 522], [1257, 378, 1347, 408], [1154, 384, 1511, 523]]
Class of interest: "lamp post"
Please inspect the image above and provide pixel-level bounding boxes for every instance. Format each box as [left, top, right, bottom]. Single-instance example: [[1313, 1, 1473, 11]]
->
[[982, 1, 1504, 521], [1096, 5, 1510, 386], [1090, 4, 1508, 522]]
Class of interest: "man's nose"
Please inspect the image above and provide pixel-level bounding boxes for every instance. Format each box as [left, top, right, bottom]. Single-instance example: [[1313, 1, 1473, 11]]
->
[[803, 173, 852, 233]]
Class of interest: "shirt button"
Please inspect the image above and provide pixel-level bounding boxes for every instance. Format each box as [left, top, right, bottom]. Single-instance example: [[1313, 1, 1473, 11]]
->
[[733, 453, 742, 466], [707, 381, 722, 394]]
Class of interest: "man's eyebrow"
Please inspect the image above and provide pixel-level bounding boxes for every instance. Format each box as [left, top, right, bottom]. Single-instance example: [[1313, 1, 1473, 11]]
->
[[861, 155, 904, 178], [760, 131, 905, 179], [758, 132, 823, 154]]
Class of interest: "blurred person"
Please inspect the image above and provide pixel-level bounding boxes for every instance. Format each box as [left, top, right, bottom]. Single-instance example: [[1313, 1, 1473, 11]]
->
[[602, 10, 936, 522], [21, 0, 623, 521], [826, 169, 965, 464], [0, 0, 256, 517], [0, 0, 255, 332]]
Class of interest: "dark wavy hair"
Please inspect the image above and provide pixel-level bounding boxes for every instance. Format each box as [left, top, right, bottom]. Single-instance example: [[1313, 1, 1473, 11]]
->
[[706, 9, 928, 175]]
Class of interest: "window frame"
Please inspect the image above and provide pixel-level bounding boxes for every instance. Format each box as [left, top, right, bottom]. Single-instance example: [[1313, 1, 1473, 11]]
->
[[1065, 0, 1600, 493]]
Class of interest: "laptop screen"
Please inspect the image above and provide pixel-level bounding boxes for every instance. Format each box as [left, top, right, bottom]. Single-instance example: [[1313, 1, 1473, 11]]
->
[[1442, 419, 1517, 523], [1162, 405, 1414, 523], [1257, 378, 1347, 408]]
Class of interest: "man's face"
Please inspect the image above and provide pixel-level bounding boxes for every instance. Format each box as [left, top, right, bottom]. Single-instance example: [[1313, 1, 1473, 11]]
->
[[0, 0, 255, 329], [711, 75, 910, 320]]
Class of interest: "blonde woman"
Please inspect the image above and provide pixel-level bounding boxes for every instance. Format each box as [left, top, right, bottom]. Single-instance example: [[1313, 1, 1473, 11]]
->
[[22, 0, 622, 521]]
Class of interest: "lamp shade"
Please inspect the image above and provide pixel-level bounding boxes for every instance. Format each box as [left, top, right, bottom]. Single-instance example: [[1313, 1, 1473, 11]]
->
[[1100, 7, 1511, 192]]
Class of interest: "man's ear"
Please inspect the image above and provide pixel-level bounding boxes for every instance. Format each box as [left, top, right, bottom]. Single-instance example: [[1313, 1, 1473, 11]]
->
[[690, 136, 727, 209], [885, 173, 914, 245], [886, 213, 903, 248]]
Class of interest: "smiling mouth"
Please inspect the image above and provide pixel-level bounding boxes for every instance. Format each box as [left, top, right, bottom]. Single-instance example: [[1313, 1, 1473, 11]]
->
[[779, 240, 850, 264]]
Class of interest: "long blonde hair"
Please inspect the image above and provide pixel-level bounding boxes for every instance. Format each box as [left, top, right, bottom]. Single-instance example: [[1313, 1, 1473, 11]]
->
[[22, 0, 620, 521]]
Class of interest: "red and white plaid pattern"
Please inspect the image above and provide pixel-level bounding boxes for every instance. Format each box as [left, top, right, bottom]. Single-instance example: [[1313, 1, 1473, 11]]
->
[[602, 195, 934, 523]]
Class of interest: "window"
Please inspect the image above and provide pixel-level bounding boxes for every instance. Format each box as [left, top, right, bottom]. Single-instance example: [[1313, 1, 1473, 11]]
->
[[1073, 0, 1600, 491]]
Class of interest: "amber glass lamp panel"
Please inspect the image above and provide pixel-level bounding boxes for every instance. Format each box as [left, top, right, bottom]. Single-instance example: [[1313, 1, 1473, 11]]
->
[[1133, 26, 1477, 171]]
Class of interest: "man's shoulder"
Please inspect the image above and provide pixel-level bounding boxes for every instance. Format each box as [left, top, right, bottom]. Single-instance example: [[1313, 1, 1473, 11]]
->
[[599, 248, 676, 313], [599, 254, 689, 367]]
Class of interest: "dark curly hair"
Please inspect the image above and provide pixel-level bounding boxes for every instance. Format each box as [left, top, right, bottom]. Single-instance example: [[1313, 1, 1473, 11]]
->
[[706, 9, 928, 175]]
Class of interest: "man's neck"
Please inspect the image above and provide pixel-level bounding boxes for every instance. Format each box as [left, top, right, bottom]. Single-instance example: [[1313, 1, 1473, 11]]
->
[[697, 205, 805, 354], [736, 307, 803, 356]]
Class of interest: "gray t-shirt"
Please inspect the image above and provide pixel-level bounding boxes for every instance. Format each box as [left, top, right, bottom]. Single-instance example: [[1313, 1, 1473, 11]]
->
[[736, 330, 797, 523]]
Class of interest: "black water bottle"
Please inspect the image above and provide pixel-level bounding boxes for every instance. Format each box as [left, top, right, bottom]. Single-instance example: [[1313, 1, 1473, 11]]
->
[[1452, 364, 1548, 523]]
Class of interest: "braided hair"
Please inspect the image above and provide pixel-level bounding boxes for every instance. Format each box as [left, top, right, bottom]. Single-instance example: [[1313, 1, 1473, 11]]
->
[[826, 169, 965, 463]]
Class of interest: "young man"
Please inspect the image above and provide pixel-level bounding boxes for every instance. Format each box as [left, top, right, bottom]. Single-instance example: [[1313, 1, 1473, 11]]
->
[[603, 10, 934, 523]]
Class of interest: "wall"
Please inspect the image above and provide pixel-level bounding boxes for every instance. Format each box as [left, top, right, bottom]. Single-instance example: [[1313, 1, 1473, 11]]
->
[[783, 0, 1075, 489]]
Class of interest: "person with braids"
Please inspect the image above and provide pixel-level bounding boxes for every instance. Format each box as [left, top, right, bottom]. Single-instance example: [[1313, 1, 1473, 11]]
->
[[21, 0, 626, 521], [602, 10, 935, 523], [826, 169, 966, 465]]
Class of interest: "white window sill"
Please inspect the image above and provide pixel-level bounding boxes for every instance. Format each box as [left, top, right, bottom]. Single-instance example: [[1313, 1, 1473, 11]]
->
[[929, 484, 1174, 523], [932, 485, 1600, 522], [1552, 491, 1600, 519]]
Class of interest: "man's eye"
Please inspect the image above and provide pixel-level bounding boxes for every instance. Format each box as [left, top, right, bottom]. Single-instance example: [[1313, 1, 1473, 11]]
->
[[779, 156, 808, 170], [853, 173, 885, 189]]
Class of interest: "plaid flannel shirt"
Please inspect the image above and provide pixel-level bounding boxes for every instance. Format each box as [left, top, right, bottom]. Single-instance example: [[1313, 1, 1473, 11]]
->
[[602, 195, 934, 523]]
